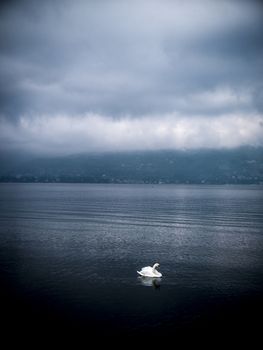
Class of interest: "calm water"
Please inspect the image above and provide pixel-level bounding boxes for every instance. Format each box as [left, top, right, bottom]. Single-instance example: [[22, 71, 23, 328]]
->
[[0, 183, 263, 338]]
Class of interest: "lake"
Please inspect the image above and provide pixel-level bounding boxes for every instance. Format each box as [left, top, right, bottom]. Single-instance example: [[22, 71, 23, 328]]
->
[[0, 183, 263, 339]]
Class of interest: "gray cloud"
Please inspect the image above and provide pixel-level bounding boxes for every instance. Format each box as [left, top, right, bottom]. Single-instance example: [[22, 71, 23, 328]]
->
[[1, 112, 263, 155], [0, 0, 263, 153]]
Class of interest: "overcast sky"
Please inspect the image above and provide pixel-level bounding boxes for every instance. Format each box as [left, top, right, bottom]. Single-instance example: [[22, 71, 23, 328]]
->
[[0, 0, 263, 155]]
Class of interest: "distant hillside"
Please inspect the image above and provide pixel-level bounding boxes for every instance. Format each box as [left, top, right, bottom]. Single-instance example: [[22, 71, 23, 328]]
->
[[0, 147, 263, 184]]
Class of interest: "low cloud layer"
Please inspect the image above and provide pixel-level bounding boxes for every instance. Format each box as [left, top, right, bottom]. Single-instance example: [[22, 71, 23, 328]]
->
[[0, 0, 263, 154], [1, 113, 262, 155]]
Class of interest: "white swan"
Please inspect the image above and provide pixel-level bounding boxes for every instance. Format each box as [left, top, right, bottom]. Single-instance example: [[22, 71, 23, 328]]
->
[[137, 263, 162, 278]]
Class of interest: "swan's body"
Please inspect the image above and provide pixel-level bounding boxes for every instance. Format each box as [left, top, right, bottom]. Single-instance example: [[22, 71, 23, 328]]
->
[[137, 263, 162, 278]]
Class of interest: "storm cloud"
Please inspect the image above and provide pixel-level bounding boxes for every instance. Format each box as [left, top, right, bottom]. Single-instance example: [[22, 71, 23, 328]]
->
[[0, 0, 263, 154]]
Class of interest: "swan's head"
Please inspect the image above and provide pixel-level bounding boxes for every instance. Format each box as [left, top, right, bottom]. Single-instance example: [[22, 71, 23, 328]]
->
[[153, 263, 160, 269]]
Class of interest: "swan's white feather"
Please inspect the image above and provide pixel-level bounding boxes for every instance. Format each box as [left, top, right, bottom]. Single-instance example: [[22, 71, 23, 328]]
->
[[137, 264, 162, 277], [141, 266, 152, 273]]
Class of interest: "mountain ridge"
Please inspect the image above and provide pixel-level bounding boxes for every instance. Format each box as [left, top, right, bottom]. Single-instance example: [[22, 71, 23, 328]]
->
[[1, 147, 263, 184]]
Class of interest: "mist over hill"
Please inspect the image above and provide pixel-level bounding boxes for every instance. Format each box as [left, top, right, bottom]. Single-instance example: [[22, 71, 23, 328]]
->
[[0, 147, 262, 184]]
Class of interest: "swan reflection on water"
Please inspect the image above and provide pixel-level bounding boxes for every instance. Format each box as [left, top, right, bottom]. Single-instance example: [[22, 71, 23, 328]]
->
[[138, 276, 162, 289]]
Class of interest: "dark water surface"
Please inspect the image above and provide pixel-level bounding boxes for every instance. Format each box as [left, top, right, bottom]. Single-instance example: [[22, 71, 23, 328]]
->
[[0, 183, 263, 339]]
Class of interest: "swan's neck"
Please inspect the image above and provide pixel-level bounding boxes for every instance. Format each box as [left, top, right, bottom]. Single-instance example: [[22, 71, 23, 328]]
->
[[152, 264, 158, 272]]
